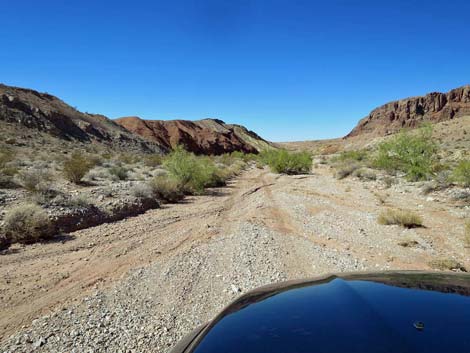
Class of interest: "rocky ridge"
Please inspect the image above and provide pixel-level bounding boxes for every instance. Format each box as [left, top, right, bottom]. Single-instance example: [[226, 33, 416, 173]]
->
[[347, 85, 470, 138], [116, 116, 271, 155], [0, 84, 163, 153]]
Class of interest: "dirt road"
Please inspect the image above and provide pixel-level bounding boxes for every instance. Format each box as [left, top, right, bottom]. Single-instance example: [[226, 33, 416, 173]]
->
[[1, 166, 468, 352]]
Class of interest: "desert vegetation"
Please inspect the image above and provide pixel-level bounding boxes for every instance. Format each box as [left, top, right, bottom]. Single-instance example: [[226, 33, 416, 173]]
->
[[0, 143, 264, 249], [258, 149, 312, 174], [377, 209, 423, 228]]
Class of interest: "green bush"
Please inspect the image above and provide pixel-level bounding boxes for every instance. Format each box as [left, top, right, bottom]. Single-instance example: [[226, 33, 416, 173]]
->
[[259, 149, 312, 174], [333, 150, 369, 163], [150, 175, 185, 202], [163, 146, 225, 194], [3, 204, 52, 244], [452, 160, 470, 187], [63, 152, 95, 184], [374, 125, 437, 181]]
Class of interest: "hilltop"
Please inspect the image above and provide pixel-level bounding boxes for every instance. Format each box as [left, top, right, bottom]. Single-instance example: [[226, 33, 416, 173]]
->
[[116, 116, 271, 155]]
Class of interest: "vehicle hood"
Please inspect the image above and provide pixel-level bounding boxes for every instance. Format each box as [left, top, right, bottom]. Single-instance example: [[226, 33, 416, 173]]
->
[[184, 271, 470, 353]]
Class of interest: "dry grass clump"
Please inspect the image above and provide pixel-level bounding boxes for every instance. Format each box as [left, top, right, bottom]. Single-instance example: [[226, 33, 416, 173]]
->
[[377, 209, 423, 228], [63, 152, 96, 184], [352, 168, 377, 181], [150, 175, 185, 203], [428, 258, 466, 272], [335, 162, 360, 180], [3, 203, 52, 244]]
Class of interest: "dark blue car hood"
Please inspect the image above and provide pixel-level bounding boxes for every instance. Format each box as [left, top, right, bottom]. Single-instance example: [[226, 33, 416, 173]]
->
[[173, 272, 470, 353]]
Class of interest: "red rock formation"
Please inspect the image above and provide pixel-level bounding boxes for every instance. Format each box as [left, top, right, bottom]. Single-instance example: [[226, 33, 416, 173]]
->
[[116, 116, 266, 155], [346, 85, 470, 138]]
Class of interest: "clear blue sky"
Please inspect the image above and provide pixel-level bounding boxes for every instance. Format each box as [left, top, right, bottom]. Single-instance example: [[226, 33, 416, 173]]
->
[[1, 1, 469, 142]]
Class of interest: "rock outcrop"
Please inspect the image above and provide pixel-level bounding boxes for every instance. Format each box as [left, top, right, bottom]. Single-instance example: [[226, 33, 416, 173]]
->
[[116, 116, 271, 155], [0, 84, 163, 153], [347, 85, 470, 138]]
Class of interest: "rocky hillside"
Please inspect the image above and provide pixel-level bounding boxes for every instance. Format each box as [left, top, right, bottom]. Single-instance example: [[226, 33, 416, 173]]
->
[[347, 85, 470, 138], [0, 84, 163, 153], [116, 116, 272, 155]]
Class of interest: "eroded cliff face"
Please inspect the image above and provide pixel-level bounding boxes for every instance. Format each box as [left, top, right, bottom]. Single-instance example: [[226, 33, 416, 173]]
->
[[347, 85, 470, 138], [116, 116, 271, 155]]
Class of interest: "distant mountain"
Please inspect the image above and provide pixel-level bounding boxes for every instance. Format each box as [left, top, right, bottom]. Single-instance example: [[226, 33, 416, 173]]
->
[[0, 84, 162, 153], [347, 85, 470, 138], [116, 116, 272, 155]]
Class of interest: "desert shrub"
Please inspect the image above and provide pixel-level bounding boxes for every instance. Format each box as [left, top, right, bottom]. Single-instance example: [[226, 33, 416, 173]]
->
[[150, 175, 185, 202], [377, 209, 423, 228], [63, 152, 96, 184], [109, 165, 129, 181], [333, 150, 369, 163], [131, 183, 154, 199], [373, 125, 437, 181], [335, 162, 360, 179], [163, 146, 223, 193], [428, 258, 466, 272], [3, 204, 52, 244], [259, 149, 312, 174], [144, 154, 163, 168], [15, 169, 52, 192], [452, 160, 470, 187], [352, 168, 377, 181]]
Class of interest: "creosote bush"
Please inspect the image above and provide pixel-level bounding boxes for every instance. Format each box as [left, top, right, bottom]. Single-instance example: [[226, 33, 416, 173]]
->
[[163, 146, 226, 194], [3, 204, 52, 244], [258, 149, 312, 174], [452, 160, 470, 187], [63, 152, 95, 184], [377, 209, 423, 228], [373, 125, 437, 181]]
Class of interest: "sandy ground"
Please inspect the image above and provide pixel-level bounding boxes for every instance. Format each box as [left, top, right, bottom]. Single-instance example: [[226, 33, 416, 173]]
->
[[1, 165, 469, 352]]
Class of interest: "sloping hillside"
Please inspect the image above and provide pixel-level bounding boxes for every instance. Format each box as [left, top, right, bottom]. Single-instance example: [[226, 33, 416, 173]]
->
[[116, 116, 272, 155], [347, 85, 470, 138], [0, 84, 162, 153]]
